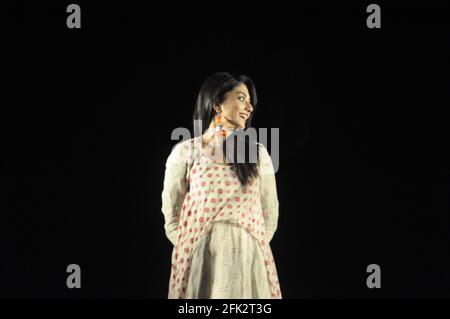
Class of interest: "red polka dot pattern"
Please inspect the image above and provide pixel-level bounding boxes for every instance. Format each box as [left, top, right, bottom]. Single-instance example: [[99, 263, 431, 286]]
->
[[168, 138, 281, 299]]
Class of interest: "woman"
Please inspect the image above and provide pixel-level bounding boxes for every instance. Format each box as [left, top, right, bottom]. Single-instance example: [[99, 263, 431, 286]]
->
[[161, 72, 281, 299]]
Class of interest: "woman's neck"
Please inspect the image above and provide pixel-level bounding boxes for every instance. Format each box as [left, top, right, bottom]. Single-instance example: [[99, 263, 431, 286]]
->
[[200, 123, 242, 165]]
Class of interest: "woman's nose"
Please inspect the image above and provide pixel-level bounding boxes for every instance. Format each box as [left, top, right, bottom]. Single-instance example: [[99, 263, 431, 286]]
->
[[245, 102, 253, 113]]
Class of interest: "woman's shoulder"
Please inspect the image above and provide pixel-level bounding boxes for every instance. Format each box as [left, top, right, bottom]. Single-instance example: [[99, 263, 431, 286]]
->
[[167, 137, 201, 164], [256, 141, 267, 150], [256, 142, 270, 158], [171, 136, 198, 150], [256, 142, 275, 174]]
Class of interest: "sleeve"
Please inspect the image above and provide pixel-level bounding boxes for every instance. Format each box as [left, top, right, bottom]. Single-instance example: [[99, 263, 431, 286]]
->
[[258, 143, 279, 243], [161, 142, 190, 245]]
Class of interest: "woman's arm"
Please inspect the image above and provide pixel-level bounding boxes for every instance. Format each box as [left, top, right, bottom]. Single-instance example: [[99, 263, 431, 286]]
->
[[258, 143, 279, 243], [161, 142, 189, 245]]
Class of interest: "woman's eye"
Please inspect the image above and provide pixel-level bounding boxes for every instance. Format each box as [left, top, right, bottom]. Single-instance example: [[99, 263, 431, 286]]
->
[[238, 96, 245, 101]]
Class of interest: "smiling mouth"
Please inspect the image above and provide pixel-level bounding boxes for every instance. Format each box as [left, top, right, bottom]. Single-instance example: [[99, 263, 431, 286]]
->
[[239, 113, 249, 120]]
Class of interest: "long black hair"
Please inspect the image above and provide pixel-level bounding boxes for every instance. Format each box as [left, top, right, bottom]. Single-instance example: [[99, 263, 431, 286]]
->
[[193, 72, 260, 187]]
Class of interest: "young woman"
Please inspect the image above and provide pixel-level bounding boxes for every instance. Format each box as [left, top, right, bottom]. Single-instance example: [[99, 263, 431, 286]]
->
[[161, 72, 281, 299]]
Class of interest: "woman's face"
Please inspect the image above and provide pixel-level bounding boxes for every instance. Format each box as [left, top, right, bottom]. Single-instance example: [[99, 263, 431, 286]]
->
[[215, 83, 254, 129]]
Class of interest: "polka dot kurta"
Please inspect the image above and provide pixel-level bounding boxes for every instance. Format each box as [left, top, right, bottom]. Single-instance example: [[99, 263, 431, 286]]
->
[[161, 136, 281, 299]]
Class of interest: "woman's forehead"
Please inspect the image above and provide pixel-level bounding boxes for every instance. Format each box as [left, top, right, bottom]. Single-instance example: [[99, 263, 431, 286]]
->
[[228, 83, 250, 97]]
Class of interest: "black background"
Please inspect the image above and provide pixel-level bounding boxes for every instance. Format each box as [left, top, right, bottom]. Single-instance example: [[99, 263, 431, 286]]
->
[[2, 2, 450, 298]]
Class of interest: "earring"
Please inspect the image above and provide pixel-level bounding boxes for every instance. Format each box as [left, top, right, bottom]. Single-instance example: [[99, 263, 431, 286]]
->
[[214, 113, 222, 126], [214, 113, 227, 137]]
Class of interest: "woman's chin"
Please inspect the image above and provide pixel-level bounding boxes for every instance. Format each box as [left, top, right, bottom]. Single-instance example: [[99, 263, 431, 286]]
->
[[236, 120, 246, 128]]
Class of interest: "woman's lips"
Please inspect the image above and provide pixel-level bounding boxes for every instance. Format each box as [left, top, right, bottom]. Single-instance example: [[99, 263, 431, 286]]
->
[[239, 113, 248, 120]]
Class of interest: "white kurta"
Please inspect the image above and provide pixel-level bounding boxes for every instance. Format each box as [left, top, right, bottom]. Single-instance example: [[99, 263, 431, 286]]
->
[[161, 136, 281, 299]]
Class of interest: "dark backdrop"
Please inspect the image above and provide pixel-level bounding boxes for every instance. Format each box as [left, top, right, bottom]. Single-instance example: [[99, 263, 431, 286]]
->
[[2, 2, 449, 298]]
